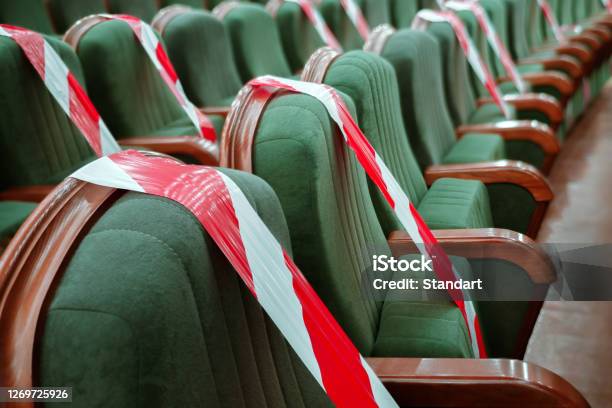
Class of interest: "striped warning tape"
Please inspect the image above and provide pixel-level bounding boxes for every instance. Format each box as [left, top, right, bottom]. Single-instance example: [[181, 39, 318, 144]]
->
[[71, 150, 399, 408], [247, 75, 487, 358], [0, 25, 121, 156], [96, 14, 217, 142], [444, 1, 527, 94], [412, 9, 512, 119]]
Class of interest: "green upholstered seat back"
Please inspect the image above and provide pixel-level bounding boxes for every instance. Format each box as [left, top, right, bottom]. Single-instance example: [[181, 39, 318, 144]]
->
[[481, 0, 510, 78], [503, 0, 531, 60], [322, 51, 428, 234], [76, 20, 197, 138], [0, 36, 95, 189], [319, 0, 364, 50], [380, 29, 460, 168], [275, 2, 326, 72], [161, 10, 243, 107], [426, 21, 478, 127], [360, 0, 391, 27], [38, 170, 333, 407], [389, 0, 420, 29], [160, 0, 206, 7], [0, 0, 55, 34], [222, 4, 293, 82], [252, 92, 391, 354], [106, 0, 158, 22], [46, 0, 106, 34], [455, 9, 490, 99]]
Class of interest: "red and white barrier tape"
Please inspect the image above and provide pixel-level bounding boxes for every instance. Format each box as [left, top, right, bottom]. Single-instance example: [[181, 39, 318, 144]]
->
[[338, 0, 370, 41], [71, 150, 399, 408], [606, 0, 612, 13], [445, 1, 527, 94], [536, 0, 566, 43], [96, 14, 217, 142], [247, 75, 487, 358], [412, 9, 511, 119], [0, 25, 121, 157], [284, 0, 342, 51]]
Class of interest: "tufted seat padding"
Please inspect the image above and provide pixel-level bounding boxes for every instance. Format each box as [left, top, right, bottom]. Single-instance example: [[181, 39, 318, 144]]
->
[[38, 169, 335, 407], [418, 178, 494, 230]]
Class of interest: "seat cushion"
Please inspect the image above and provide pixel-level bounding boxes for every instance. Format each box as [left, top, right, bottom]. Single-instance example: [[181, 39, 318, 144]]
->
[[0, 201, 37, 240], [417, 178, 494, 229], [372, 257, 475, 358], [468, 103, 517, 124], [149, 114, 224, 138], [442, 133, 506, 164]]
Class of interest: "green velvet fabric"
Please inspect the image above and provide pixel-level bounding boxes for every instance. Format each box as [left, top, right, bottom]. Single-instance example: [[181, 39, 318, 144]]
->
[[417, 178, 494, 230], [161, 10, 243, 107], [160, 0, 206, 7], [39, 170, 333, 407], [252, 92, 472, 357], [321, 51, 498, 236], [106, 0, 158, 22], [0, 0, 55, 34], [0, 36, 95, 189], [468, 103, 516, 124], [0, 201, 37, 239], [380, 29, 504, 168], [75, 20, 202, 139], [389, 0, 420, 29], [319, 0, 364, 51], [442, 133, 505, 164], [46, 0, 106, 33], [275, 2, 326, 72], [222, 4, 293, 82]]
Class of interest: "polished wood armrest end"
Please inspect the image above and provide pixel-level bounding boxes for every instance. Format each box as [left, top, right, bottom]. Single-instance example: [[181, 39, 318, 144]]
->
[[0, 185, 56, 202], [424, 160, 553, 202], [477, 93, 563, 127], [455, 120, 560, 169], [200, 106, 231, 117], [387, 229, 555, 283], [368, 357, 590, 408], [518, 56, 583, 80], [118, 136, 219, 166]]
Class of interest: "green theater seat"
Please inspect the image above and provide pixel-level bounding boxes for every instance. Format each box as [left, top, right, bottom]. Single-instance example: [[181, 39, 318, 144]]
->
[[67, 18, 224, 159], [46, 0, 106, 34], [0, 201, 38, 242], [314, 50, 498, 233], [105, 0, 158, 22], [271, 0, 328, 72], [38, 170, 335, 407], [155, 9, 243, 108], [0, 0, 56, 34], [0, 36, 97, 233], [215, 3, 294, 82]]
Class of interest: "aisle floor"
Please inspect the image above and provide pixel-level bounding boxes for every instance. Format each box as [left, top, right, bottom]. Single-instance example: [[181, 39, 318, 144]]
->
[[526, 81, 612, 408]]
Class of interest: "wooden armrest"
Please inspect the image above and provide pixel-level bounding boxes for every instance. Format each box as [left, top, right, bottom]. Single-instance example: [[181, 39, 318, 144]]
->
[[200, 106, 231, 117], [520, 72, 575, 97], [118, 136, 219, 166], [387, 229, 555, 284], [519, 55, 583, 79], [554, 43, 592, 65], [367, 357, 589, 407], [424, 160, 553, 202], [456, 121, 559, 172], [477, 94, 563, 128], [570, 33, 603, 52], [0, 185, 56, 202]]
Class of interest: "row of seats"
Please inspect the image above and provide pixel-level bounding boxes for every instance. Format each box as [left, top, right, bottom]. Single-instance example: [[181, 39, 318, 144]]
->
[[1, 0, 610, 406]]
